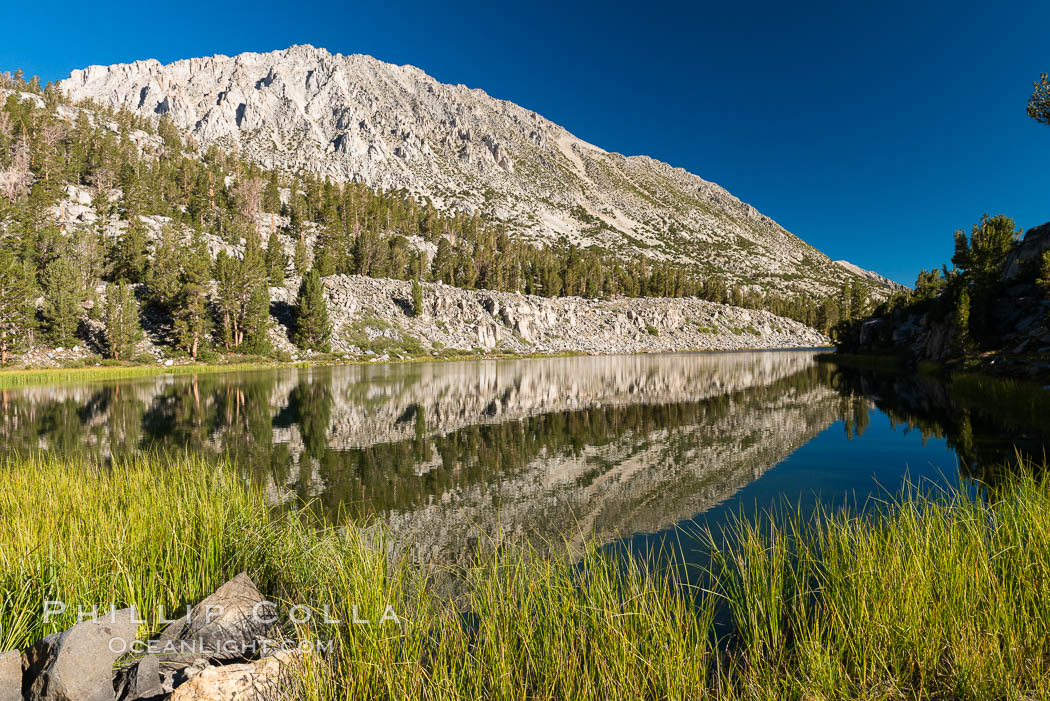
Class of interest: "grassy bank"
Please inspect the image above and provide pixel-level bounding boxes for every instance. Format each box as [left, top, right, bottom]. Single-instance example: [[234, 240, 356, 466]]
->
[[0, 350, 583, 390], [0, 361, 299, 390], [0, 346, 813, 391], [2, 454, 1049, 698], [951, 372, 1050, 430]]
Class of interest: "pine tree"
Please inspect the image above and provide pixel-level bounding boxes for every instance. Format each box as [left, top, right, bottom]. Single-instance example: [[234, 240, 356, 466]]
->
[[103, 281, 143, 360], [110, 217, 149, 283], [173, 231, 212, 360], [263, 170, 282, 212], [293, 268, 331, 352], [42, 257, 82, 347], [914, 269, 945, 301], [213, 251, 242, 349], [241, 284, 272, 355], [411, 278, 424, 318], [147, 224, 183, 309], [265, 233, 287, 286], [952, 287, 972, 356], [353, 230, 387, 277], [838, 283, 853, 321], [0, 252, 36, 363], [240, 226, 271, 353], [849, 282, 867, 319], [431, 238, 454, 284], [213, 239, 270, 353]]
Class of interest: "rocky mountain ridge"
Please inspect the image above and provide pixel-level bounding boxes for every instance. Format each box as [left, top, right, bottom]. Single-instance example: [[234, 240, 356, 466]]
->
[[834, 260, 907, 292], [61, 45, 890, 300]]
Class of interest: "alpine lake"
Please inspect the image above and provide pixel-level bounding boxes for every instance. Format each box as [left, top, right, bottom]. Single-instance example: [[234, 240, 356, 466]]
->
[[3, 350, 1047, 571]]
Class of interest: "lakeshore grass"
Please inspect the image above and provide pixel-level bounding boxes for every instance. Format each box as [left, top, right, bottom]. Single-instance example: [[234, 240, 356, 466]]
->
[[0, 361, 299, 390], [2, 453, 1049, 698], [0, 350, 584, 390], [951, 372, 1050, 431]]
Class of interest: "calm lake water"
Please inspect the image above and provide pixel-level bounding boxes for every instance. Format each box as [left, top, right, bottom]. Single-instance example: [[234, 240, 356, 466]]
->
[[3, 350, 1047, 564]]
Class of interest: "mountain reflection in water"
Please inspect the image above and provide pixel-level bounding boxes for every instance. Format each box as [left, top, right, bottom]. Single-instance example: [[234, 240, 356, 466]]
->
[[2, 351, 1045, 563]]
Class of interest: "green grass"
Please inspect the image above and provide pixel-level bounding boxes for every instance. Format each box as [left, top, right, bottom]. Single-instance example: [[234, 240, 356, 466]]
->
[[0, 361, 292, 390], [345, 315, 432, 358], [707, 473, 1050, 698], [951, 373, 1050, 431], [2, 453, 1050, 698]]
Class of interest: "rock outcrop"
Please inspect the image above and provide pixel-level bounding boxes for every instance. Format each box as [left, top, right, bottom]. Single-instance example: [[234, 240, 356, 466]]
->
[[0, 651, 22, 701], [836, 221, 1050, 379], [152, 573, 276, 663], [269, 274, 829, 360], [61, 45, 885, 299], [1003, 222, 1050, 281], [167, 651, 300, 701]]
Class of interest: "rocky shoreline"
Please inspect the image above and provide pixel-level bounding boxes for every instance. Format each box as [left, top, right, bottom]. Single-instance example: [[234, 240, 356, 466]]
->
[[270, 274, 830, 360], [836, 222, 1050, 381], [7, 274, 829, 368], [4, 574, 302, 701]]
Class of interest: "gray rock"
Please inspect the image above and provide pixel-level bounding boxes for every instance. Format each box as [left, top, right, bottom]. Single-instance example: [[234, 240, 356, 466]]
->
[[297, 274, 828, 357], [154, 573, 275, 663], [22, 607, 139, 701], [834, 260, 908, 291], [1003, 222, 1050, 281], [0, 650, 21, 701], [115, 654, 162, 701]]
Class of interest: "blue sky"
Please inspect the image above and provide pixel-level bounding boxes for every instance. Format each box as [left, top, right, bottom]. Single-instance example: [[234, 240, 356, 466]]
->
[[4, 0, 1050, 285]]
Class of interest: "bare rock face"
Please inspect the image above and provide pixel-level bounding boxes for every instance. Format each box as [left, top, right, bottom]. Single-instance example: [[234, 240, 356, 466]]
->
[[60, 44, 883, 299], [269, 275, 831, 360], [1003, 221, 1050, 281], [22, 608, 139, 701]]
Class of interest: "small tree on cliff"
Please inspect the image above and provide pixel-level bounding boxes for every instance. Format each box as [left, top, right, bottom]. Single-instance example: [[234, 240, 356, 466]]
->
[[293, 268, 331, 352], [1038, 251, 1050, 295], [411, 278, 424, 318], [952, 286, 973, 356], [951, 214, 1020, 288]]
